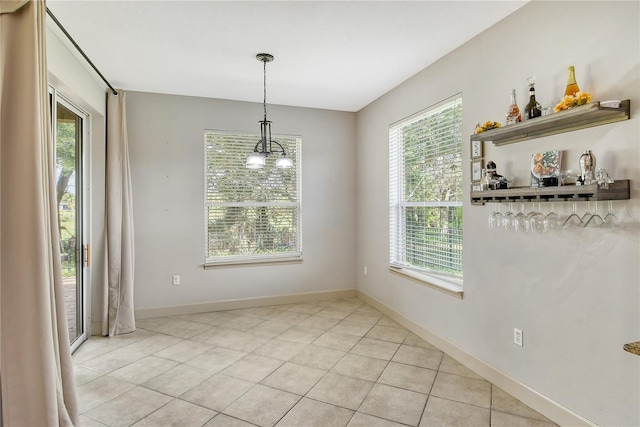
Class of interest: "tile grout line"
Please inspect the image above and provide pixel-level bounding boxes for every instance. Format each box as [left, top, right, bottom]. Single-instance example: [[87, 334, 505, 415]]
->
[[219, 302, 363, 426], [489, 383, 494, 426], [416, 347, 446, 426], [74, 299, 556, 427], [350, 327, 406, 423]]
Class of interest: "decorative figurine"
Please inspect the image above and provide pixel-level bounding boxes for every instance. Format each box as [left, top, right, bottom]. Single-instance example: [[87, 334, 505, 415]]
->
[[596, 168, 614, 189], [486, 161, 509, 190]]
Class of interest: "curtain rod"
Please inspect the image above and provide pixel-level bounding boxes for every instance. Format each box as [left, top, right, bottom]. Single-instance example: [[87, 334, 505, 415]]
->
[[46, 7, 118, 96]]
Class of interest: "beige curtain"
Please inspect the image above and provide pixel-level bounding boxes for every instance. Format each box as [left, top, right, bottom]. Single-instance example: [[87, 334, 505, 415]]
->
[[0, 1, 78, 425], [102, 90, 136, 336]]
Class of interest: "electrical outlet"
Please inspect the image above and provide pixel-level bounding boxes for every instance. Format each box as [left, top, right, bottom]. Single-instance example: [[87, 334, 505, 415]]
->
[[513, 328, 523, 347], [364, 266, 368, 276], [172, 275, 181, 286]]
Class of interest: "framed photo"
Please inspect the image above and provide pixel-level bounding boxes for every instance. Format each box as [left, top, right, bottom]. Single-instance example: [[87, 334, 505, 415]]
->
[[471, 159, 482, 182], [530, 150, 563, 187], [471, 183, 482, 192], [470, 140, 483, 159]]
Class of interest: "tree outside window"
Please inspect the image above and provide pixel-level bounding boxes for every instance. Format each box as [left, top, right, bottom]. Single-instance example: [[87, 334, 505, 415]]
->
[[389, 95, 463, 279], [204, 131, 302, 265]]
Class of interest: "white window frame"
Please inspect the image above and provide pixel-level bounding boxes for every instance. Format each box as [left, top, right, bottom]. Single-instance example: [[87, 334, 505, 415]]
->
[[389, 94, 464, 298], [204, 130, 302, 267]]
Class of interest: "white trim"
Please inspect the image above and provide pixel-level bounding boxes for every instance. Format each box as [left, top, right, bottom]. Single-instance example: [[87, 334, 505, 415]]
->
[[203, 130, 302, 266], [204, 253, 302, 268], [388, 94, 464, 279], [51, 87, 91, 352], [133, 289, 357, 319], [356, 290, 597, 427], [91, 321, 102, 337], [389, 266, 463, 299]]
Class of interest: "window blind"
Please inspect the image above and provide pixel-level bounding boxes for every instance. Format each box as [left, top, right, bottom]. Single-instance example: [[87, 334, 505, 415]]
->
[[389, 94, 463, 278], [204, 130, 302, 265]]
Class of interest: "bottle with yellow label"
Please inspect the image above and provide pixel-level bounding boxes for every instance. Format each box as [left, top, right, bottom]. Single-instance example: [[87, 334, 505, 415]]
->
[[564, 66, 580, 97]]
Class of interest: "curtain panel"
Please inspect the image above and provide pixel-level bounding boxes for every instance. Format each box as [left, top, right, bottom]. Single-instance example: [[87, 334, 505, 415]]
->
[[103, 90, 136, 336], [0, 1, 28, 14], [0, 0, 78, 425]]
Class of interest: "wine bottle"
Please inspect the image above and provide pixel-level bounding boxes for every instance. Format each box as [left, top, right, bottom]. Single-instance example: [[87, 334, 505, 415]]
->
[[524, 78, 542, 119], [564, 66, 580, 96], [480, 169, 488, 190], [506, 89, 522, 125]]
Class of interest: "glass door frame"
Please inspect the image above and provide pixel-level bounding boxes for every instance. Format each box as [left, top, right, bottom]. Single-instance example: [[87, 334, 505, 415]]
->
[[49, 86, 90, 352]]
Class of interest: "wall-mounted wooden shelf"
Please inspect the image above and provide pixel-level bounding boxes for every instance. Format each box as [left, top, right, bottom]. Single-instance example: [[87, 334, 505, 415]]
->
[[470, 180, 630, 205], [470, 100, 630, 146]]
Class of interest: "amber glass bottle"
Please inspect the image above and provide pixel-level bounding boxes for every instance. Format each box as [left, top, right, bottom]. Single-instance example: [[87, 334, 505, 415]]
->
[[564, 66, 580, 96]]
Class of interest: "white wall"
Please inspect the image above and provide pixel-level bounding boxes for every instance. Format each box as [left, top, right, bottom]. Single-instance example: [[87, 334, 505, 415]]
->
[[125, 92, 357, 310], [355, 2, 639, 426], [47, 1, 639, 423], [46, 25, 107, 336]]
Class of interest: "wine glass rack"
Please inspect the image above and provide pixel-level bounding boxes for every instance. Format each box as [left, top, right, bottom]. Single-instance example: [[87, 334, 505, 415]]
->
[[470, 180, 630, 205]]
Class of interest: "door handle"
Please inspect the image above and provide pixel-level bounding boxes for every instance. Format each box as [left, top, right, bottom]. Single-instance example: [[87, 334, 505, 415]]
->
[[83, 244, 90, 267]]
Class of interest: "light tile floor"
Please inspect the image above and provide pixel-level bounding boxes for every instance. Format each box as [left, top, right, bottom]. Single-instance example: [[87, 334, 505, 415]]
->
[[74, 298, 558, 427]]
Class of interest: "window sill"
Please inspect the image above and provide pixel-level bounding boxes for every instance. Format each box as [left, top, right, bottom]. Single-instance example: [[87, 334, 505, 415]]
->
[[204, 253, 302, 269], [389, 266, 463, 299]]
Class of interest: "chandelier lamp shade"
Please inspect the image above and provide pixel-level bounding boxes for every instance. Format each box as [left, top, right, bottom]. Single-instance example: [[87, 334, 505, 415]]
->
[[246, 53, 294, 169]]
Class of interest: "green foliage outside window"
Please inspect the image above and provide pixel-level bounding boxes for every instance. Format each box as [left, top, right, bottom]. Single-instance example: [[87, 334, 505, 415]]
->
[[205, 132, 301, 263], [390, 95, 463, 277], [56, 121, 78, 277]]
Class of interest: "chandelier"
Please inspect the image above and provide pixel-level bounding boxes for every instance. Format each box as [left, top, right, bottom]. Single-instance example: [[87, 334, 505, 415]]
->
[[246, 53, 293, 169]]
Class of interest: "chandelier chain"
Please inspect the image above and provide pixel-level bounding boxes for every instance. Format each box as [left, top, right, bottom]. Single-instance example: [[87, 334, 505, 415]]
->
[[263, 58, 267, 121]]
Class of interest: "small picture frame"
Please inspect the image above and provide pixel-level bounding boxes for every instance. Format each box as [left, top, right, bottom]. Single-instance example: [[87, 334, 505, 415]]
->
[[470, 140, 483, 159], [471, 183, 482, 192], [471, 159, 482, 182]]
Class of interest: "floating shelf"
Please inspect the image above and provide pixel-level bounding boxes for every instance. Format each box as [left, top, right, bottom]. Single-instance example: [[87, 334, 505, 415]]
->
[[470, 180, 630, 205], [470, 100, 630, 146]]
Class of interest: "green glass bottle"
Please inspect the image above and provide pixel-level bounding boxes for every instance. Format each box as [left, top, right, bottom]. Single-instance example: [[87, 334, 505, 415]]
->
[[524, 77, 542, 120]]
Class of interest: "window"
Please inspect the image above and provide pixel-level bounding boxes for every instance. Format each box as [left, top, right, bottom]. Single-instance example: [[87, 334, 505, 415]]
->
[[389, 94, 463, 292], [204, 130, 302, 266]]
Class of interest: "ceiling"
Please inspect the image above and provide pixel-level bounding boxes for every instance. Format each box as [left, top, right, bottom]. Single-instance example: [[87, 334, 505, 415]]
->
[[47, 1, 528, 112]]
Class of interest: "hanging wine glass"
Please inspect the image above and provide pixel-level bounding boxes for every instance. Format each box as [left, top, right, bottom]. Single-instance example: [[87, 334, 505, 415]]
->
[[489, 204, 504, 230], [503, 203, 516, 232], [544, 202, 561, 232], [562, 201, 583, 227], [603, 200, 619, 227], [514, 203, 529, 232], [584, 201, 604, 228], [526, 203, 539, 229], [529, 202, 546, 233], [580, 201, 593, 224]]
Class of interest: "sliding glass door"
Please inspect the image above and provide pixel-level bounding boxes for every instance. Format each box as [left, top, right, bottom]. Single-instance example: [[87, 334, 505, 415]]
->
[[51, 89, 89, 350]]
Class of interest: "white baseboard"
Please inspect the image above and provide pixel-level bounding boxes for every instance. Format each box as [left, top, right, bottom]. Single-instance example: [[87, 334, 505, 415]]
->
[[91, 286, 592, 426], [91, 322, 102, 336], [133, 288, 358, 319], [356, 290, 596, 427]]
